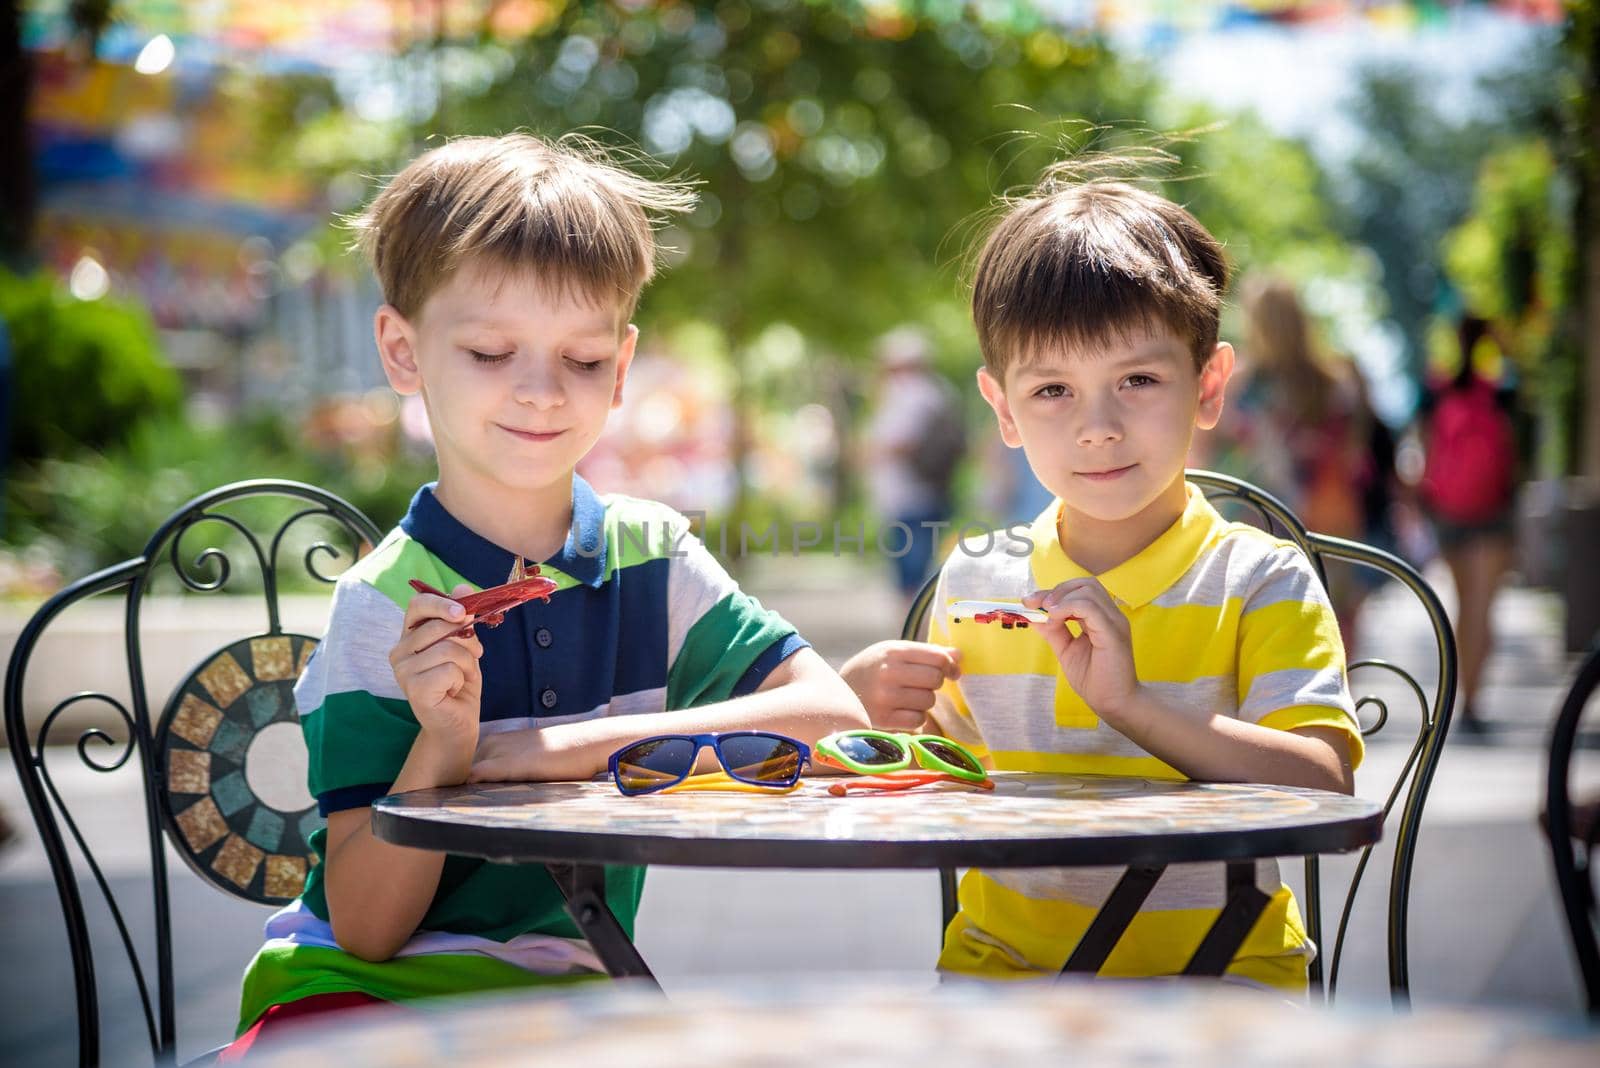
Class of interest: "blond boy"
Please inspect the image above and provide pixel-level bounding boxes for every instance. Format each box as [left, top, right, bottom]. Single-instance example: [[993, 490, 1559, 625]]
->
[[227, 135, 866, 1050]]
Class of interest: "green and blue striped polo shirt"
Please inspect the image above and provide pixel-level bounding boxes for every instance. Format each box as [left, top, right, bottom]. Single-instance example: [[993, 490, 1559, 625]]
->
[[236, 477, 805, 1031]]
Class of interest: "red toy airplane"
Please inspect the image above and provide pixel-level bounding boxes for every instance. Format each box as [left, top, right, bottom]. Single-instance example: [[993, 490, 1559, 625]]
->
[[409, 557, 557, 637], [948, 599, 1049, 630]]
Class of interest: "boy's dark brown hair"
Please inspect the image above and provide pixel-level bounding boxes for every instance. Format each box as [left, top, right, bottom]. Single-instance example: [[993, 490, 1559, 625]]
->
[[349, 133, 696, 323], [972, 172, 1228, 377]]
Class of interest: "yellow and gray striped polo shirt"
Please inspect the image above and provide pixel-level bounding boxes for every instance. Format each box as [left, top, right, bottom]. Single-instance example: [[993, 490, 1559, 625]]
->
[[927, 482, 1363, 989]]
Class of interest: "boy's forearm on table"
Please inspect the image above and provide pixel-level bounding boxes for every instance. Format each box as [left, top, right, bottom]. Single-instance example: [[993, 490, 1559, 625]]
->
[[544, 671, 870, 770], [1109, 687, 1352, 792], [325, 728, 474, 961], [507, 659, 869, 779]]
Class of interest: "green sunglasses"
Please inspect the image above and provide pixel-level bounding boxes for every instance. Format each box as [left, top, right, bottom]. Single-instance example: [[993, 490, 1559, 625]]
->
[[814, 729, 988, 783]]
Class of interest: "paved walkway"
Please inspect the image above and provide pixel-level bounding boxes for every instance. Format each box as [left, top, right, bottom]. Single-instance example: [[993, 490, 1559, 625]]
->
[[1, 559, 1596, 1065]]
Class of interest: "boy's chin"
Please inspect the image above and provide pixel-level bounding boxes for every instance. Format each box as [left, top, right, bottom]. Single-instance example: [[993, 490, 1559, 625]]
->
[[1062, 499, 1148, 524], [1060, 484, 1177, 524], [468, 457, 580, 493]]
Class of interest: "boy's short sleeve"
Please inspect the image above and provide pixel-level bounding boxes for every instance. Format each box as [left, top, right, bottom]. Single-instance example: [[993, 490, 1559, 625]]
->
[[295, 576, 418, 815], [1236, 544, 1365, 770], [663, 523, 809, 709]]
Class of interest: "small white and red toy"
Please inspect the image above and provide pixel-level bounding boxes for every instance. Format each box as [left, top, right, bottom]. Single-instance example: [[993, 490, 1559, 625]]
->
[[948, 600, 1050, 629]]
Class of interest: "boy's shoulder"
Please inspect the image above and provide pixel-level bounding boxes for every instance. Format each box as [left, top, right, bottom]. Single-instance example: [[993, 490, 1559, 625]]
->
[[329, 525, 440, 611], [937, 524, 1036, 598], [596, 492, 692, 536], [1158, 513, 1326, 610], [932, 499, 1321, 604], [326, 523, 510, 618], [596, 493, 701, 577], [1206, 516, 1321, 576]]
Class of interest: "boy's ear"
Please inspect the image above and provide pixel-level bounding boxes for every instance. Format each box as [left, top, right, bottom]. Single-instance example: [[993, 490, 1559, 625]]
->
[[977, 367, 1024, 448], [611, 324, 639, 409], [374, 305, 422, 395], [1195, 341, 1235, 431]]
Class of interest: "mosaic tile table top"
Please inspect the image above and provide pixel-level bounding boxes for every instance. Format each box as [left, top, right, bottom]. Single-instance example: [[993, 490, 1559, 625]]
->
[[253, 977, 1600, 1068], [156, 633, 322, 904], [373, 773, 1383, 869]]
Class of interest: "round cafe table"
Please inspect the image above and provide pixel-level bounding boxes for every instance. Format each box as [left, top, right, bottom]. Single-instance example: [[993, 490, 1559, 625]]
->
[[372, 772, 1382, 983], [252, 978, 1600, 1068]]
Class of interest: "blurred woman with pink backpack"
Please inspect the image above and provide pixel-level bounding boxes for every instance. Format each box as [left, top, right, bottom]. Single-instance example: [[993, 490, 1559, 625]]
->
[[1416, 315, 1521, 735]]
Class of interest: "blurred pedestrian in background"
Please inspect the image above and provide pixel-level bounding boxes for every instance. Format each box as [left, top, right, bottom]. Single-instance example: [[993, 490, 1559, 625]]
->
[[1415, 315, 1519, 735], [864, 326, 966, 605], [1209, 276, 1394, 648]]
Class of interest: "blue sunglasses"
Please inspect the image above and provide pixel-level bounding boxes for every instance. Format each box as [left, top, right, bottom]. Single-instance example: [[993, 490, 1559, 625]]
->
[[608, 732, 810, 795]]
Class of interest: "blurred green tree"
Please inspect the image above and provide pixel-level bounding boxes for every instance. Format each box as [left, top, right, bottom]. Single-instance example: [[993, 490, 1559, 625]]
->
[[1162, 106, 1374, 311], [0, 268, 181, 465], [255, 2, 1376, 525], [1442, 140, 1576, 472], [1338, 43, 1566, 384], [275, 1, 1165, 527]]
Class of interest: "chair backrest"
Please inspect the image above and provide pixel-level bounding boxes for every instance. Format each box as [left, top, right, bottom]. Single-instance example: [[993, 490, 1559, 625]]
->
[[4, 480, 382, 1067], [904, 470, 1457, 1005], [1545, 636, 1600, 1013]]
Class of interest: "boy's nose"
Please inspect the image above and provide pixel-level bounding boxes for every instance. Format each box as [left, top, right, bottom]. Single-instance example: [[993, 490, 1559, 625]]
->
[[1075, 401, 1123, 446], [512, 362, 564, 408]]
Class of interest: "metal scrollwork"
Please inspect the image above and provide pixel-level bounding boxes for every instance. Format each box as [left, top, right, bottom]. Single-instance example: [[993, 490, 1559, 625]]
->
[[159, 502, 367, 638], [1353, 694, 1389, 737], [303, 541, 344, 583], [168, 511, 267, 594], [30, 693, 160, 1054], [269, 507, 364, 588], [35, 693, 138, 774], [1347, 658, 1432, 742]]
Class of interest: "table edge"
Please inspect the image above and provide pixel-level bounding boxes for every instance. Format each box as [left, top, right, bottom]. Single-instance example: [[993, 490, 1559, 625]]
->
[[370, 803, 1384, 869]]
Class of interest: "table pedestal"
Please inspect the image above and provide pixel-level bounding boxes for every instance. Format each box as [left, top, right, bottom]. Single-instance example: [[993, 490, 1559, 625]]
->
[[545, 862, 656, 983]]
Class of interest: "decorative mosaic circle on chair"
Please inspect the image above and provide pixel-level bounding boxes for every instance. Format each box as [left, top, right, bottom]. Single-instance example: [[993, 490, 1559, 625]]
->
[[155, 634, 324, 905]]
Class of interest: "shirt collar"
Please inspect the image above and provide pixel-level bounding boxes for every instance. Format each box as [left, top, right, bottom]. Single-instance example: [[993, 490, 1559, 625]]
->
[[1028, 482, 1221, 609], [399, 475, 609, 590]]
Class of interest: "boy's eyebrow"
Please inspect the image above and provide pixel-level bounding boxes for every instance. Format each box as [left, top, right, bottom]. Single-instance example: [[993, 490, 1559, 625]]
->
[[1014, 342, 1186, 378], [454, 316, 619, 339]]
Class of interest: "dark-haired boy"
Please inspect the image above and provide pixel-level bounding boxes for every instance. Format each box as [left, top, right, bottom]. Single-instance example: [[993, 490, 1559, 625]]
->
[[842, 179, 1361, 989]]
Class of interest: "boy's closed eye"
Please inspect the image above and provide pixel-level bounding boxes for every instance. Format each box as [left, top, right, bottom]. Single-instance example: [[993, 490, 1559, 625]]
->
[[462, 348, 612, 370]]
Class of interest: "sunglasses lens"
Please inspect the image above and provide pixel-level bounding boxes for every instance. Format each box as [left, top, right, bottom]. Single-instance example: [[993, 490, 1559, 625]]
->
[[615, 738, 697, 793], [920, 739, 984, 775], [834, 733, 903, 768], [718, 734, 803, 785]]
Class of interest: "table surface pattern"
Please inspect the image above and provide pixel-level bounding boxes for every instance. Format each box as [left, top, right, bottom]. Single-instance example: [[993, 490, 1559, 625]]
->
[[373, 772, 1383, 868]]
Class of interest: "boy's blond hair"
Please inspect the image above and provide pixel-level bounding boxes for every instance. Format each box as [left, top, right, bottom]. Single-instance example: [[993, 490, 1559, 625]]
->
[[972, 174, 1228, 378], [350, 133, 696, 321]]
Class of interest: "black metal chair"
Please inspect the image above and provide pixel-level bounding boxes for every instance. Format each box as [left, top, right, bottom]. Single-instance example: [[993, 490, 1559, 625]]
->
[[903, 469, 1457, 1006], [5, 480, 382, 1067], [1544, 635, 1600, 1013]]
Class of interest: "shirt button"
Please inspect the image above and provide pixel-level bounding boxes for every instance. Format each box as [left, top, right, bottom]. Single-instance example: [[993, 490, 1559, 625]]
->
[[535, 628, 553, 648], [540, 688, 558, 710]]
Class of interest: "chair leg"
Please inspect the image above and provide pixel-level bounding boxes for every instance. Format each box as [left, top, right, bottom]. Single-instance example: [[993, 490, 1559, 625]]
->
[[939, 868, 958, 936]]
